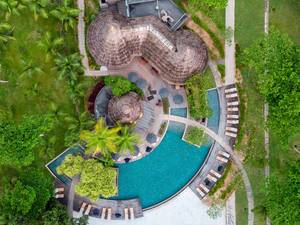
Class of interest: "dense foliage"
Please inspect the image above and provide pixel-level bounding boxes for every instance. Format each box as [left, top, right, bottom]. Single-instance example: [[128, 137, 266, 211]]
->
[[0, 114, 54, 167], [184, 126, 207, 146], [117, 126, 140, 154], [188, 0, 228, 9], [244, 28, 300, 146], [185, 74, 212, 120], [104, 75, 143, 96], [265, 160, 300, 225], [57, 155, 84, 177]]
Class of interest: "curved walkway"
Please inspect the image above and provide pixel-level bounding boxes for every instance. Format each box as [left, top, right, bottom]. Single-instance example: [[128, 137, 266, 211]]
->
[[162, 115, 254, 225]]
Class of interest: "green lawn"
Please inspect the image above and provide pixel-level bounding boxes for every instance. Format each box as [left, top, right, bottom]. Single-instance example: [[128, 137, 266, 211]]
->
[[270, 0, 300, 44]]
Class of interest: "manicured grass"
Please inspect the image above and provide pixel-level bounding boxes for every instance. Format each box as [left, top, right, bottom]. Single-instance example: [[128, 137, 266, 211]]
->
[[235, 0, 264, 49], [270, 0, 300, 44]]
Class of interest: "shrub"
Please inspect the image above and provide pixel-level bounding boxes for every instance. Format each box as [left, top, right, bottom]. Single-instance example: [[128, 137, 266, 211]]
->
[[104, 76, 143, 96], [184, 126, 207, 145], [162, 98, 170, 114]]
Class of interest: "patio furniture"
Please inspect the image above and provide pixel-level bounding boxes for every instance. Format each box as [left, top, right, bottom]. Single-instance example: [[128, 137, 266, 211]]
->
[[196, 187, 205, 197], [150, 89, 157, 95], [210, 169, 222, 178], [146, 146, 152, 152], [219, 150, 230, 158], [147, 95, 154, 101], [129, 208, 135, 219], [146, 133, 157, 144], [207, 174, 218, 182], [101, 208, 107, 219], [55, 194, 64, 199], [84, 204, 92, 216], [173, 94, 184, 104], [217, 156, 229, 163], [159, 87, 169, 98], [124, 158, 131, 163], [128, 72, 139, 82], [54, 187, 64, 193], [80, 202, 87, 213], [199, 184, 209, 193], [124, 208, 129, 220], [107, 208, 112, 220], [136, 78, 147, 89]]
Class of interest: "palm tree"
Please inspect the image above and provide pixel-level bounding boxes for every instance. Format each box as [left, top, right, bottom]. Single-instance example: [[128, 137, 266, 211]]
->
[[54, 53, 83, 84], [0, 0, 27, 20], [24, 0, 50, 21], [38, 32, 64, 62], [116, 126, 141, 154], [20, 58, 44, 78], [0, 23, 15, 46], [80, 117, 121, 157], [50, 0, 80, 32]]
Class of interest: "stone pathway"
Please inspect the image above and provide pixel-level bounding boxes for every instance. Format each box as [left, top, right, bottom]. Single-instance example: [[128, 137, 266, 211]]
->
[[225, 0, 236, 85], [226, 192, 236, 225], [162, 114, 254, 225]]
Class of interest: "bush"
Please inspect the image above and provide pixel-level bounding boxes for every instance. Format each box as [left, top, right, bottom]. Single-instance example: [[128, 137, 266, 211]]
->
[[217, 64, 225, 80], [158, 122, 167, 136], [162, 98, 170, 114], [184, 126, 207, 145], [104, 76, 143, 96]]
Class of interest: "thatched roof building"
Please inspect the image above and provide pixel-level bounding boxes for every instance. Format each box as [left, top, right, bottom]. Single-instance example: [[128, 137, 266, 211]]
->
[[108, 92, 143, 124], [87, 11, 208, 85]]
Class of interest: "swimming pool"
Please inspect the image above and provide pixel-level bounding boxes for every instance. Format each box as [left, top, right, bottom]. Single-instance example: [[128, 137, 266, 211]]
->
[[170, 107, 187, 118], [207, 89, 220, 133], [114, 121, 210, 209]]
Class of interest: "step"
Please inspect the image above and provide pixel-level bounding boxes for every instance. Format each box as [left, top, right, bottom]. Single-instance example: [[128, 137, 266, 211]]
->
[[225, 131, 237, 138], [225, 87, 237, 94], [227, 101, 239, 106], [226, 127, 238, 132]]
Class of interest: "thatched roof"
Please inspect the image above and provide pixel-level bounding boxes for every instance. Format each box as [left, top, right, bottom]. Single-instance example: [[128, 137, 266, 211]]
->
[[108, 92, 143, 124], [87, 11, 208, 85]]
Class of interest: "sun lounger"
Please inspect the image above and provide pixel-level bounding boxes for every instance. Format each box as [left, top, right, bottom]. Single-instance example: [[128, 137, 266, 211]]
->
[[196, 187, 205, 197], [226, 127, 238, 132], [84, 204, 92, 216], [224, 87, 237, 93], [129, 208, 134, 219], [55, 194, 64, 199], [227, 114, 239, 119], [199, 184, 209, 193], [227, 101, 239, 106], [227, 107, 239, 112], [226, 93, 238, 98], [207, 174, 218, 182], [217, 156, 229, 163], [124, 208, 129, 220], [210, 169, 222, 178], [54, 187, 64, 193], [219, 150, 230, 158], [101, 208, 107, 219], [225, 131, 237, 138], [107, 208, 112, 220], [80, 202, 87, 213], [227, 119, 239, 124]]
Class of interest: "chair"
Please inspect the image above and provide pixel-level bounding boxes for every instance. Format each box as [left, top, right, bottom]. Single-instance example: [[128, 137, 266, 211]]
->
[[54, 187, 64, 193], [55, 194, 64, 199], [107, 208, 112, 220], [101, 208, 107, 219], [84, 204, 92, 216], [129, 208, 134, 219], [124, 208, 129, 220]]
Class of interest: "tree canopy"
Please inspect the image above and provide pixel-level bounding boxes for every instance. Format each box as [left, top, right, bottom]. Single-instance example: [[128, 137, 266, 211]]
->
[[243, 28, 300, 146], [0, 114, 55, 167], [57, 155, 84, 177], [104, 76, 143, 97]]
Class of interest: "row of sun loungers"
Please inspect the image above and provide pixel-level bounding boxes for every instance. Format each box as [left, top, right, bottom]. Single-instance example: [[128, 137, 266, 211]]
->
[[225, 85, 240, 140], [216, 150, 230, 163], [54, 187, 64, 199]]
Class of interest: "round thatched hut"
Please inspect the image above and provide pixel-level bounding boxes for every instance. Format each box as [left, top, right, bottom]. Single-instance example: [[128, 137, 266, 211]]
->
[[108, 92, 143, 124], [87, 11, 208, 85]]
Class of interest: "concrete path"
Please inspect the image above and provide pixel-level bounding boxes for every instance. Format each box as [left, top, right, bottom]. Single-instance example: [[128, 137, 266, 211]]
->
[[225, 0, 236, 85], [68, 176, 80, 217], [226, 192, 236, 225], [208, 59, 223, 87], [162, 115, 254, 225], [84, 188, 226, 225]]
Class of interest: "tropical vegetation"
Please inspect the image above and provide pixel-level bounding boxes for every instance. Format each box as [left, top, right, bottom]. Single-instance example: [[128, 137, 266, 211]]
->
[[184, 126, 207, 146]]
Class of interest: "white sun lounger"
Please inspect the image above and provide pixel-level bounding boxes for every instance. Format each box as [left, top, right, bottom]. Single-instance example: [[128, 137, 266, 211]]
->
[[199, 184, 209, 193], [219, 150, 230, 158], [217, 156, 229, 163], [55, 194, 64, 199], [207, 174, 218, 182], [227, 119, 239, 124], [124, 208, 129, 220], [84, 204, 92, 216], [101, 208, 107, 219], [54, 187, 64, 193], [227, 107, 239, 111], [227, 101, 239, 106], [210, 169, 222, 178], [196, 187, 205, 197], [226, 93, 238, 98], [107, 208, 112, 220], [226, 127, 238, 132], [227, 114, 239, 119], [225, 131, 237, 138], [129, 208, 135, 219], [225, 87, 237, 93], [80, 202, 87, 214]]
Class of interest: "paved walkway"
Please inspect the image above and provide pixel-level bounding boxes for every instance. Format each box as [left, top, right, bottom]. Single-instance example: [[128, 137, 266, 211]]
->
[[225, 0, 236, 85], [208, 59, 223, 87], [226, 192, 236, 225], [162, 115, 254, 225]]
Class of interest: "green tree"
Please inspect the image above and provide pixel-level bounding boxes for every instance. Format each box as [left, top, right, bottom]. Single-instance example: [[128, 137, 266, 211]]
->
[[80, 117, 120, 157], [50, 0, 80, 32], [0, 0, 27, 20], [116, 125, 140, 154], [0, 23, 15, 47], [20, 58, 44, 78], [75, 159, 117, 201], [23, 0, 50, 21], [104, 76, 143, 96], [265, 160, 300, 225], [0, 114, 54, 167], [38, 32, 64, 62], [184, 126, 207, 146], [57, 155, 84, 177], [244, 28, 300, 146], [42, 203, 69, 225]]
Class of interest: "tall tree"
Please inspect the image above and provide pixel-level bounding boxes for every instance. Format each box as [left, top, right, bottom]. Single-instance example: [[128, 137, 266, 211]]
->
[[38, 32, 64, 62], [50, 0, 80, 32], [0, 0, 27, 20], [116, 125, 140, 154], [23, 0, 50, 21], [80, 117, 120, 157]]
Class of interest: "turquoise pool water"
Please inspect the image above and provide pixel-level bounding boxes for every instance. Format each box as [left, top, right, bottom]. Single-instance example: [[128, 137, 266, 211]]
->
[[114, 122, 210, 209], [47, 145, 84, 185], [170, 107, 187, 117], [207, 89, 220, 133]]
